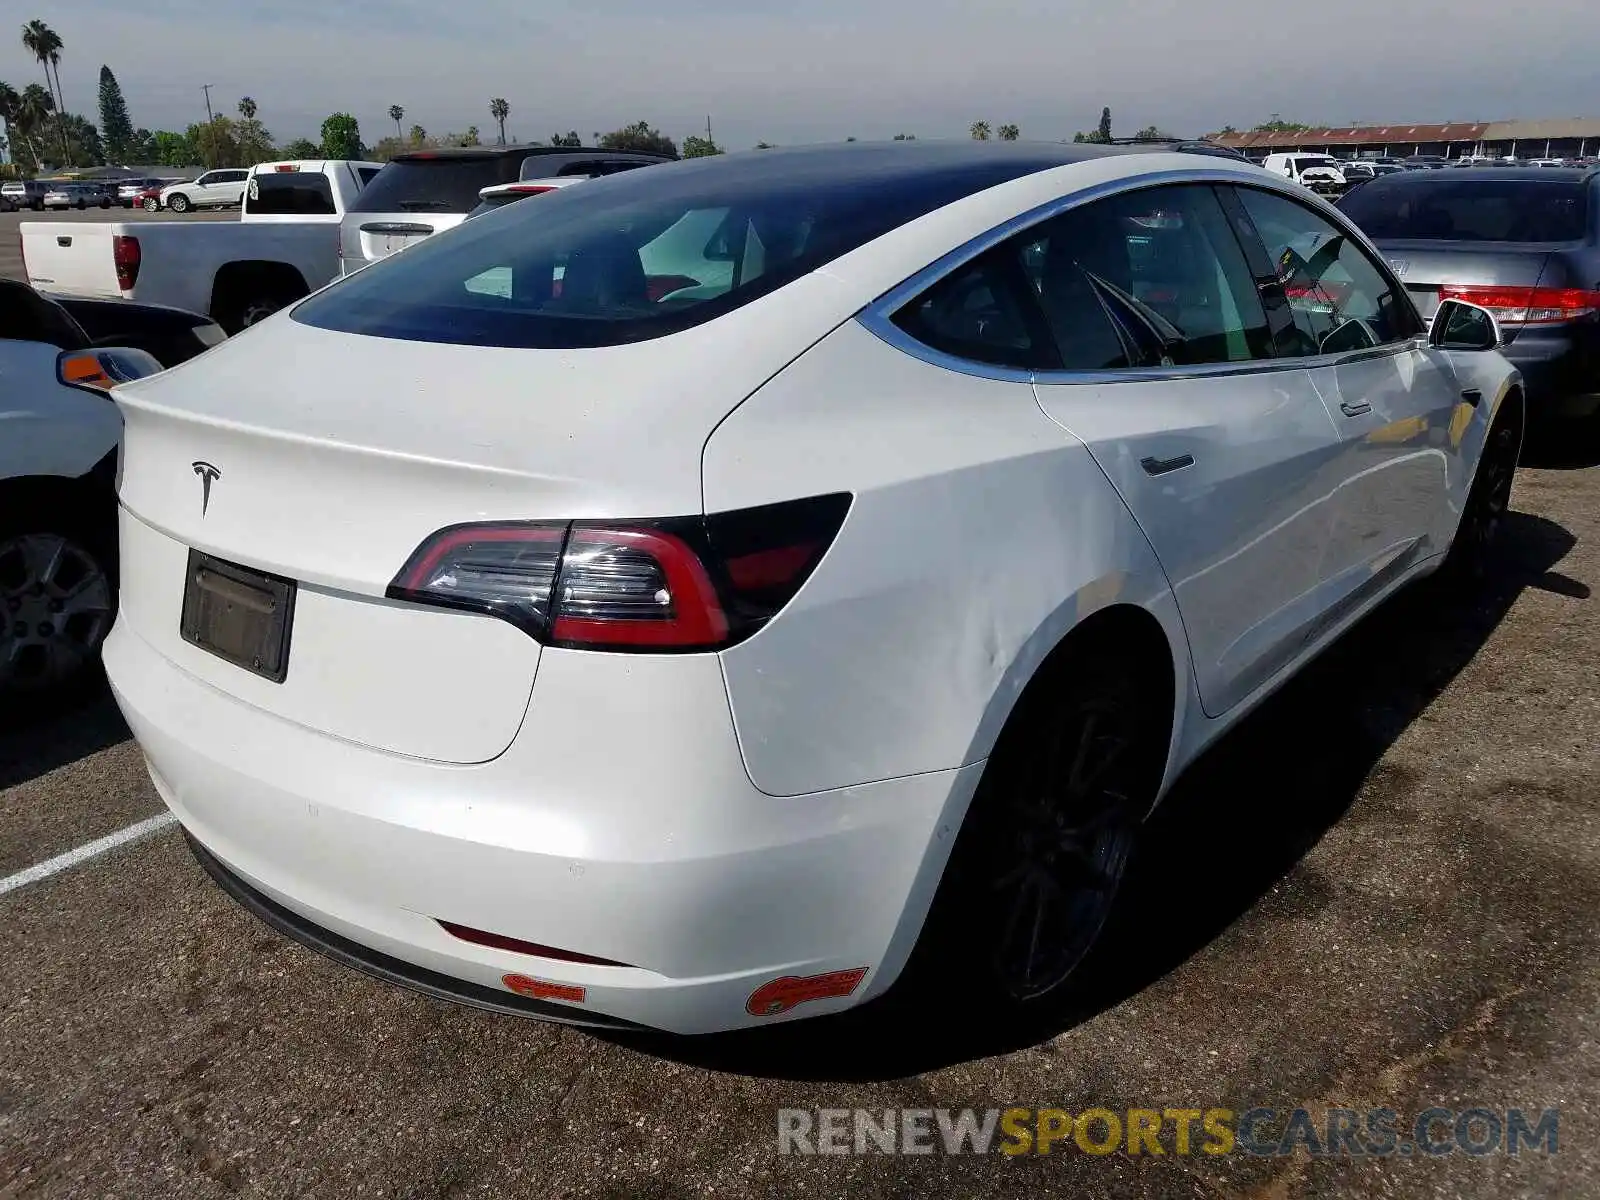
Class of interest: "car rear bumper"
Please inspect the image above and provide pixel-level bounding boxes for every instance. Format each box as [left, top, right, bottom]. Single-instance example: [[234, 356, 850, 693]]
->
[[104, 618, 978, 1034], [1503, 323, 1600, 415]]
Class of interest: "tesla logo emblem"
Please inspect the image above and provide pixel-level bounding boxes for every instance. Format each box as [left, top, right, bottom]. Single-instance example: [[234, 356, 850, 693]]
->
[[191, 461, 221, 516]]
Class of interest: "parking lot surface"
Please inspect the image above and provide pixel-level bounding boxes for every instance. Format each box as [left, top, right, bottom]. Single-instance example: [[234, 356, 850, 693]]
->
[[4, 358, 1599, 1192], [0, 208, 236, 284]]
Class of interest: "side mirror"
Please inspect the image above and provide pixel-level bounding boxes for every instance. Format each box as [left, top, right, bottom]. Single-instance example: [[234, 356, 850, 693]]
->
[[1429, 299, 1502, 352], [57, 346, 165, 394]]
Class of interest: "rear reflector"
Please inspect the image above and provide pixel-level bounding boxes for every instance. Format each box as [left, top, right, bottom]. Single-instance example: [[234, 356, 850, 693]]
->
[[1440, 285, 1600, 325], [438, 920, 631, 967], [112, 234, 141, 291], [388, 494, 851, 652]]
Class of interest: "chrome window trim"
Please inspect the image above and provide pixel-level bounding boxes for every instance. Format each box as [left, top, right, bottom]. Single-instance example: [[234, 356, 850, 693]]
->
[[856, 165, 1426, 386]]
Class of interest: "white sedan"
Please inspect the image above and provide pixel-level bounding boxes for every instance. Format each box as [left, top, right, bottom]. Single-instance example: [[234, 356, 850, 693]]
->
[[103, 142, 1522, 1035]]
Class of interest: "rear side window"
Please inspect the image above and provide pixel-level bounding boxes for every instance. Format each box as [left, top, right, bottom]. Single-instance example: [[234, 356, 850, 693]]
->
[[351, 156, 516, 213], [892, 250, 1056, 370], [1338, 178, 1589, 242], [298, 152, 1059, 348], [1027, 183, 1273, 366], [245, 173, 335, 215]]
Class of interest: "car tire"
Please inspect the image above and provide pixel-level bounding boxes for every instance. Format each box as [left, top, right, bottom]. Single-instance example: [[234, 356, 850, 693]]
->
[[0, 504, 118, 711], [142, 197, 160, 212], [901, 640, 1168, 1018], [1443, 396, 1522, 581], [167, 193, 190, 214]]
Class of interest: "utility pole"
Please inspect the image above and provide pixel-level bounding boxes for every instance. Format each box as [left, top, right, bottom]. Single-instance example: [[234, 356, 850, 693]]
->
[[200, 83, 217, 167]]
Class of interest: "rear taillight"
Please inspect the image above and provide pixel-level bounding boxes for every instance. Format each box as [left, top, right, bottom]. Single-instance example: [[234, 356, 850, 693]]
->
[[112, 234, 141, 291], [1440, 285, 1600, 325], [388, 494, 851, 652]]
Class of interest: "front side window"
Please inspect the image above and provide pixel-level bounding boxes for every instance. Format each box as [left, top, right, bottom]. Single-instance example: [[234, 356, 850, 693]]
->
[[1233, 186, 1421, 354]]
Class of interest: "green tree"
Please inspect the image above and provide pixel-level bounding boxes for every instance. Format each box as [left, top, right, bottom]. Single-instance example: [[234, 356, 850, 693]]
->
[[408, 125, 427, 146], [462, 124, 480, 147], [997, 123, 1020, 141], [189, 117, 240, 167], [970, 120, 991, 140], [59, 112, 103, 165], [1253, 115, 1312, 133], [489, 97, 510, 145], [754, 141, 775, 149], [21, 19, 68, 162], [388, 104, 404, 141], [14, 82, 53, 168], [681, 134, 721, 157], [148, 129, 198, 167], [320, 112, 363, 159], [1096, 107, 1113, 142], [280, 136, 320, 159], [97, 65, 135, 162], [892, 132, 915, 141], [549, 130, 582, 147], [237, 96, 257, 122], [599, 120, 676, 156], [1134, 125, 1168, 140]]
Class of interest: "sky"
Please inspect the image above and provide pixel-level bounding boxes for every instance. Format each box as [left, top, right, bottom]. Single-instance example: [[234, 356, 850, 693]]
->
[[4, 0, 1597, 153]]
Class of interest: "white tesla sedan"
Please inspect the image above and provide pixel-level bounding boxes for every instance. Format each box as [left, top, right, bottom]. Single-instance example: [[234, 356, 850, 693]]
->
[[104, 142, 1522, 1035]]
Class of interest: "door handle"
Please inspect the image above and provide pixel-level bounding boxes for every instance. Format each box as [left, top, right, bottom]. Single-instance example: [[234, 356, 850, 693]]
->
[[1140, 453, 1195, 477], [1339, 400, 1373, 417], [1460, 388, 1482, 408]]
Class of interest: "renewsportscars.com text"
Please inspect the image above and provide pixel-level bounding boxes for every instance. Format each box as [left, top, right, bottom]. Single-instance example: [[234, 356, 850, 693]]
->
[[777, 1106, 1559, 1157]]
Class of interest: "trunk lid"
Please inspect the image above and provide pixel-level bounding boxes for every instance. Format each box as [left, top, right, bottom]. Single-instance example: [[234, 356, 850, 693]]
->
[[344, 212, 468, 269], [1370, 238, 1552, 323]]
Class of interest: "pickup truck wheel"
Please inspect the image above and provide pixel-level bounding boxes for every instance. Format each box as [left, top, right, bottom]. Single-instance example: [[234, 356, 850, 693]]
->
[[167, 193, 191, 214]]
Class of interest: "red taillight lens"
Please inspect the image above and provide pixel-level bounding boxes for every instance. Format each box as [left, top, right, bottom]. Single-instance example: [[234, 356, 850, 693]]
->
[[112, 234, 141, 291], [1440, 285, 1600, 324], [387, 494, 851, 652]]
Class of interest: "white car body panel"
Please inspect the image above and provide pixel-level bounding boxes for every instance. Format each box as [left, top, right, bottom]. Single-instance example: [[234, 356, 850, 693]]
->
[[0, 339, 123, 481], [102, 148, 1521, 1034]]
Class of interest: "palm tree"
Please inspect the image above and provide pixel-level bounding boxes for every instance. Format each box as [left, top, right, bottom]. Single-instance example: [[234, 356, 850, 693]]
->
[[489, 97, 510, 145], [408, 123, 426, 146], [238, 96, 257, 121], [389, 104, 404, 141], [969, 120, 991, 141], [997, 123, 1020, 141], [15, 81, 53, 169], [0, 79, 22, 165], [21, 19, 68, 161]]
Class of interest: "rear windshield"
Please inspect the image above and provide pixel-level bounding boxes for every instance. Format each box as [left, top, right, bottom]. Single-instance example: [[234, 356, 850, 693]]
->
[[350, 156, 517, 213], [296, 149, 1051, 349], [1339, 178, 1590, 242], [245, 172, 335, 215]]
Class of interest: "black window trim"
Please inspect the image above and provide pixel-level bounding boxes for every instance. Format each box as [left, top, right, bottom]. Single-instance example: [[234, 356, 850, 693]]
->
[[859, 167, 1433, 385]]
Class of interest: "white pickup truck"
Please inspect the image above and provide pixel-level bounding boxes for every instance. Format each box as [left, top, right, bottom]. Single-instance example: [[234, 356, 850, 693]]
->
[[20, 159, 381, 333]]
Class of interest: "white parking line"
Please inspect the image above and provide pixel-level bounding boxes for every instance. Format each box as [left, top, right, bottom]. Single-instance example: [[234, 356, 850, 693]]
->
[[0, 812, 177, 897]]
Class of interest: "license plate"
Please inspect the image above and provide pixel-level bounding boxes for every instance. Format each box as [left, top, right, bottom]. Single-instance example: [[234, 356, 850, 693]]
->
[[179, 551, 296, 682]]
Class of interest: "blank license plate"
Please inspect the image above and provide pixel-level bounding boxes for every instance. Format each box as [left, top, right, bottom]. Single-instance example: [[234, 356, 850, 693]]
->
[[179, 550, 296, 682]]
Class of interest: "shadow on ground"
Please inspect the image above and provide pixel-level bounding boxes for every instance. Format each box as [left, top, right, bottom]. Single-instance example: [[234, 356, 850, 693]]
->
[[614, 509, 1580, 1081], [0, 681, 130, 791]]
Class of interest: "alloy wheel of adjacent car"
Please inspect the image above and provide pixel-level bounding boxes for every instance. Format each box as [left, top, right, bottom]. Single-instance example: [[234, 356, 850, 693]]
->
[[0, 532, 115, 696], [142, 196, 160, 212], [167, 193, 190, 213]]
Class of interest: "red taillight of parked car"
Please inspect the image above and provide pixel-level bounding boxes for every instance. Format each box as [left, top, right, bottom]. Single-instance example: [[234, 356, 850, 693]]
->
[[387, 494, 852, 651], [112, 234, 141, 291], [1440, 285, 1600, 325]]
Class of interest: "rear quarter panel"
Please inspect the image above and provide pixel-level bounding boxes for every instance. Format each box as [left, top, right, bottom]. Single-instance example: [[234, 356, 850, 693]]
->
[[701, 320, 1189, 798], [119, 222, 341, 315]]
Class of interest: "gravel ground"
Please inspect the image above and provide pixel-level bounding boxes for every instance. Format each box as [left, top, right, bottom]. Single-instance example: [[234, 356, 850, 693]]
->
[[1, 427, 1597, 1198]]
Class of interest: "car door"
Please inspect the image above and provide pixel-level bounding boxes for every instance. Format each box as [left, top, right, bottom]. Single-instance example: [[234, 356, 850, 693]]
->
[[1024, 182, 1345, 717], [1227, 184, 1463, 605]]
